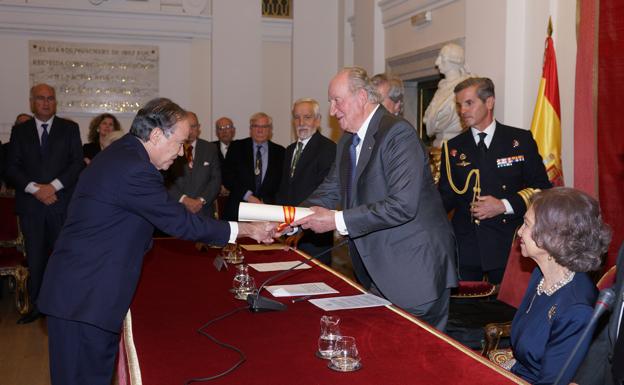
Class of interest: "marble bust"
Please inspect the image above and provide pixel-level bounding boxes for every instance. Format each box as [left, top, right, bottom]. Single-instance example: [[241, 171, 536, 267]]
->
[[424, 43, 473, 148]]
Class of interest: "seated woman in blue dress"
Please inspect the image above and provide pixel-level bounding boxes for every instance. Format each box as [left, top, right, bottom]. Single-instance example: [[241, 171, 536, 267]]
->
[[508, 187, 611, 385]]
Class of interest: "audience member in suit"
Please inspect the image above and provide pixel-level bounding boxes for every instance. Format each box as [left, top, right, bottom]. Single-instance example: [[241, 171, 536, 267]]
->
[[83, 113, 122, 165], [222, 112, 285, 220], [1, 113, 32, 190], [573, 241, 624, 385], [294, 67, 457, 331], [508, 187, 611, 385], [371, 73, 404, 116], [275, 98, 336, 264], [213, 116, 236, 197], [213, 116, 235, 167], [5, 84, 83, 324], [37, 98, 277, 385], [167, 111, 221, 219], [438, 77, 551, 284]]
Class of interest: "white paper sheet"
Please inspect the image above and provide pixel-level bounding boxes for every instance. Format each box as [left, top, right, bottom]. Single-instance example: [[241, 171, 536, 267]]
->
[[264, 282, 338, 297], [238, 202, 313, 222], [308, 293, 391, 311], [248, 261, 311, 272]]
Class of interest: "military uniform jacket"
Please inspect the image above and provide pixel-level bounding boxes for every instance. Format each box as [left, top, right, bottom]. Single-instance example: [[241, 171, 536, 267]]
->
[[439, 122, 551, 271]]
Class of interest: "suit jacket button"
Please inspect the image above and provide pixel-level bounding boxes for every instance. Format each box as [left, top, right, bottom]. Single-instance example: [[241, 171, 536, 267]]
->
[[502, 218, 507, 224], [501, 185, 507, 190]]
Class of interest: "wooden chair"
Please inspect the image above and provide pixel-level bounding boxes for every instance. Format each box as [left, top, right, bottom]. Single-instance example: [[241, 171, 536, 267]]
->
[[0, 193, 30, 314]]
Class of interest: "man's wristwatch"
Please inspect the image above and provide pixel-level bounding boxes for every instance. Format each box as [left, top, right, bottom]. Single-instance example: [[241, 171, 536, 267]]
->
[[199, 197, 207, 205]]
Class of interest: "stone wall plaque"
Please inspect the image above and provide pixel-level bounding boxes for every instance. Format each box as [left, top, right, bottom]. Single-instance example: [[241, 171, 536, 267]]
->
[[29, 40, 159, 114]]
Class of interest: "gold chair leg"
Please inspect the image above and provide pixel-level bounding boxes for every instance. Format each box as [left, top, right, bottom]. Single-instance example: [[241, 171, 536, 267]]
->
[[14, 266, 30, 315]]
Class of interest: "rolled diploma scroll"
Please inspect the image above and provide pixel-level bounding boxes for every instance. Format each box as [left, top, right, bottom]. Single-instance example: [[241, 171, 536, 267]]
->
[[238, 202, 314, 223]]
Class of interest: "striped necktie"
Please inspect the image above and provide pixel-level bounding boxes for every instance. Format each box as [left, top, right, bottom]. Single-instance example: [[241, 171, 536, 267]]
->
[[290, 141, 303, 178]]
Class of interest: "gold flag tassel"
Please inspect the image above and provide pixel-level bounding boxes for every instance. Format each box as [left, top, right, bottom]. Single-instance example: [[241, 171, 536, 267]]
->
[[442, 140, 482, 224]]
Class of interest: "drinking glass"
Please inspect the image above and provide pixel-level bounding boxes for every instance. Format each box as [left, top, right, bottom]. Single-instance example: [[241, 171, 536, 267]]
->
[[232, 264, 249, 293], [317, 315, 341, 359], [234, 275, 256, 300], [329, 336, 361, 371]]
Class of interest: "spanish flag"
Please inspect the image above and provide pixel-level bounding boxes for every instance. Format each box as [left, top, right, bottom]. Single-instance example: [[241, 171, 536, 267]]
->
[[530, 20, 564, 186]]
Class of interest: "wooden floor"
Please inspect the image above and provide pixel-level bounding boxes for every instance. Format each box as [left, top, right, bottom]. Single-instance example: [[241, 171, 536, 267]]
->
[[0, 279, 50, 385]]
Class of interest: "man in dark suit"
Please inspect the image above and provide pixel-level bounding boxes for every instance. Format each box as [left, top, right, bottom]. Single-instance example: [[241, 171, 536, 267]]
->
[[371, 72, 404, 116], [294, 67, 457, 331], [573, 242, 624, 385], [167, 111, 221, 219], [275, 98, 336, 264], [222, 112, 285, 220], [438, 77, 551, 284], [37, 98, 276, 385], [5, 84, 83, 324], [213, 116, 235, 166], [212, 116, 236, 215]]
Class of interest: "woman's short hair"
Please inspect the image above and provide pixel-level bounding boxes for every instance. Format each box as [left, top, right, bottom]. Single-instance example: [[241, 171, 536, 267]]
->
[[531, 187, 612, 272], [130, 98, 187, 141], [87, 113, 122, 144]]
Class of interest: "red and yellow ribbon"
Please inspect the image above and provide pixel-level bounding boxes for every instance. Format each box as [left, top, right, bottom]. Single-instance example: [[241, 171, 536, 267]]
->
[[277, 205, 296, 232]]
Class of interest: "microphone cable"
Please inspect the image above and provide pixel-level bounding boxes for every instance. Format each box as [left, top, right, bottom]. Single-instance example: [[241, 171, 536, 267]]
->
[[183, 304, 250, 384]]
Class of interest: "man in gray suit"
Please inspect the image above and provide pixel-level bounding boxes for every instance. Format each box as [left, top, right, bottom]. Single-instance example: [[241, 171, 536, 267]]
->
[[167, 111, 221, 219], [294, 67, 457, 330]]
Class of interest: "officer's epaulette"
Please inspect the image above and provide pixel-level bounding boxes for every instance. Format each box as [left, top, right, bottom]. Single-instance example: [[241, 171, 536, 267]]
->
[[517, 188, 541, 207]]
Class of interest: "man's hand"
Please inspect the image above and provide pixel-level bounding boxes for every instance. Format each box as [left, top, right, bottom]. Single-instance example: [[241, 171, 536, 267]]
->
[[247, 195, 263, 204], [41, 193, 58, 206], [291, 206, 336, 233], [238, 222, 278, 244], [470, 195, 506, 220], [181, 196, 203, 214], [33, 184, 57, 204]]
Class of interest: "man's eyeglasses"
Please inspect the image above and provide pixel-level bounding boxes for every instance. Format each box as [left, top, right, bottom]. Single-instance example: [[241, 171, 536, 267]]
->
[[251, 124, 271, 129], [217, 125, 234, 130]]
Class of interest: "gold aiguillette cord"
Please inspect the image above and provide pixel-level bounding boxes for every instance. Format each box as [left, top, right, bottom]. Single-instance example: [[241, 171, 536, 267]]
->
[[442, 140, 481, 224]]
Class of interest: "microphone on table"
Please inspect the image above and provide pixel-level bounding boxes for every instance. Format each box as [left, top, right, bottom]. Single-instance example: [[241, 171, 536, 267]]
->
[[247, 237, 349, 313], [552, 287, 616, 385]]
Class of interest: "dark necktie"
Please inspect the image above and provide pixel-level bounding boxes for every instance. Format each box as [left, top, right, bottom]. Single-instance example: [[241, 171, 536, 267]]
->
[[40, 123, 49, 157], [290, 141, 303, 178], [477, 132, 487, 163], [184, 144, 193, 167], [612, 302, 624, 383], [346, 135, 361, 205], [254, 145, 263, 195]]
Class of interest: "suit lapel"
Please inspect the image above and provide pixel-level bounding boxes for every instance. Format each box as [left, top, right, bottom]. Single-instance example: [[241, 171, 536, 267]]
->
[[354, 108, 383, 184], [458, 132, 479, 166], [293, 132, 319, 179], [610, 250, 624, 344], [339, 134, 351, 208], [245, 138, 255, 182]]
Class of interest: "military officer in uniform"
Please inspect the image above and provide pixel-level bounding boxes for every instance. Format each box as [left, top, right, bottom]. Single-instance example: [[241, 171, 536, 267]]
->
[[438, 77, 551, 283]]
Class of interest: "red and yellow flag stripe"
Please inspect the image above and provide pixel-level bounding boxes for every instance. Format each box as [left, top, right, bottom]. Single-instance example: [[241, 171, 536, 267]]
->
[[530, 34, 564, 186]]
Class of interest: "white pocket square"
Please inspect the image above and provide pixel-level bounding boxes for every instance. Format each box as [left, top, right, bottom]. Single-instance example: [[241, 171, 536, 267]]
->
[[203, 161, 210, 166]]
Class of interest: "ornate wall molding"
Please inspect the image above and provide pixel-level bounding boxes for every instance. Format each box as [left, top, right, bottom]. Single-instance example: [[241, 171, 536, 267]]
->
[[262, 18, 293, 43], [0, 3, 212, 40], [379, 0, 458, 28], [386, 38, 463, 80]]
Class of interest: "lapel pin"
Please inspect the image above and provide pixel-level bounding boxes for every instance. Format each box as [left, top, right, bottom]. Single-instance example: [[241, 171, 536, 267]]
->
[[512, 139, 519, 148]]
